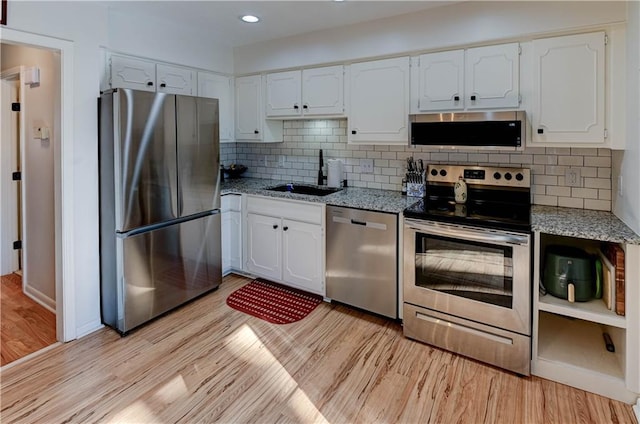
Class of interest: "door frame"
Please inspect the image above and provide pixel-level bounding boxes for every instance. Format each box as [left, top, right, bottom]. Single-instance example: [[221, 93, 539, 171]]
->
[[0, 27, 76, 342]]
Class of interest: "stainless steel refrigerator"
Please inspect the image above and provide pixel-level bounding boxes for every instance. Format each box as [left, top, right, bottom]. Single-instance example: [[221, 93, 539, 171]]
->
[[99, 88, 221, 335]]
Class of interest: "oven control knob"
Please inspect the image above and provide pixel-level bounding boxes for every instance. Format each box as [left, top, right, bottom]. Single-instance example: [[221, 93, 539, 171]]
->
[[439, 169, 447, 177], [493, 172, 501, 180], [516, 173, 524, 181], [504, 172, 513, 181], [431, 169, 438, 176]]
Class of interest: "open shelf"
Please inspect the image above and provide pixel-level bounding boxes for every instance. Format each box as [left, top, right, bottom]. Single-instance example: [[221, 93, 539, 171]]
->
[[537, 291, 626, 328], [537, 311, 624, 381]]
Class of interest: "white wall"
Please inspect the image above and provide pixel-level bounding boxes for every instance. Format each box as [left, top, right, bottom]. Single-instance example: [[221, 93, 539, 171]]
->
[[3, 1, 235, 339], [234, 1, 627, 74], [614, 1, 640, 235], [1, 44, 59, 304]]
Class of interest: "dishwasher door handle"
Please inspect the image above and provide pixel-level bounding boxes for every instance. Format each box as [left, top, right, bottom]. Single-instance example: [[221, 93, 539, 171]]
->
[[350, 219, 366, 226]]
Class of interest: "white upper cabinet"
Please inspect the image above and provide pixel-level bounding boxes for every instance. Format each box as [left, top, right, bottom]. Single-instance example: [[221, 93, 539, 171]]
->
[[235, 75, 283, 142], [265, 65, 344, 118], [415, 50, 465, 112], [156, 63, 196, 95], [465, 43, 520, 109], [530, 32, 606, 145], [348, 56, 410, 145], [109, 55, 195, 95], [109, 55, 156, 92], [198, 72, 234, 142], [413, 43, 520, 112]]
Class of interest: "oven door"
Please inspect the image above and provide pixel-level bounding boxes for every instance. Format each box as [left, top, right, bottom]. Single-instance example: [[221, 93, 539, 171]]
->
[[403, 219, 531, 335]]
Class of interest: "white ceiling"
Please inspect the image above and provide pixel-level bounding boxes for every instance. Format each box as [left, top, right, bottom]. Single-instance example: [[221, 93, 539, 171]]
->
[[105, 1, 456, 48]]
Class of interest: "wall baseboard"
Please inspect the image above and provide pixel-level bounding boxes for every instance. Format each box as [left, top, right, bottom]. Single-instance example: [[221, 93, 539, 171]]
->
[[633, 398, 639, 423], [23, 284, 56, 313], [75, 320, 103, 339]]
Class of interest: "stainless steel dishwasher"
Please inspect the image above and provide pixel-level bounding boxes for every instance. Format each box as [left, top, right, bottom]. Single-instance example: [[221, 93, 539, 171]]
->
[[326, 205, 398, 318]]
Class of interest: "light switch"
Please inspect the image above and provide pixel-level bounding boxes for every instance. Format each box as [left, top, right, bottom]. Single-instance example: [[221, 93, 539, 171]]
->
[[41, 127, 50, 139]]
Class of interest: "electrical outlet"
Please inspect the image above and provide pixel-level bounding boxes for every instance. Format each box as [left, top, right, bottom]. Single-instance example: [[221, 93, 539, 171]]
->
[[618, 176, 623, 196], [360, 158, 374, 174], [565, 168, 581, 187], [261, 155, 268, 167], [278, 155, 286, 168]]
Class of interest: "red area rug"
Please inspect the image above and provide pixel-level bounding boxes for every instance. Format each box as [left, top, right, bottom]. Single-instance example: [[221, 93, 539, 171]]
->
[[226, 279, 322, 324]]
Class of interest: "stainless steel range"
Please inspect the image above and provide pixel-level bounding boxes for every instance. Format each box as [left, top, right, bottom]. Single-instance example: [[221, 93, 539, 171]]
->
[[403, 164, 532, 375]]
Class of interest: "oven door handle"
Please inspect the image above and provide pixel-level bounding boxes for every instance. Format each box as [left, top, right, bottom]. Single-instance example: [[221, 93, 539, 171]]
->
[[405, 220, 529, 246]]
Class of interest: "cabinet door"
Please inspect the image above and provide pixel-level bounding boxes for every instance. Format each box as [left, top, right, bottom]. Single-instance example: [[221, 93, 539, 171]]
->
[[417, 50, 464, 112], [302, 65, 344, 116], [228, 210, 243, 271], [221, 211, 232, 274], [282, 219, 323, 295], [157, 64, 196, 95], [465, 43, 520, 109], [246, 213, 281, 281], [110, 55, 156, 92], [198, 72, 234, 142], [531, 32, 605, 145], [348, 56, 410, 144], [235, 75, 263, 141], [266, 70, 302, 117]]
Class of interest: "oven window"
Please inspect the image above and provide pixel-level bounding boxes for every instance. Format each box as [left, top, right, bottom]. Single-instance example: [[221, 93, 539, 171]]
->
[[415, 234, 513, 308]]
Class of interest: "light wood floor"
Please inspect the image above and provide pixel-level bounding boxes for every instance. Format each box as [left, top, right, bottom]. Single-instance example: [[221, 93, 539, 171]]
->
[[0, 274, 636, 423], [1, 273, 57, 366]]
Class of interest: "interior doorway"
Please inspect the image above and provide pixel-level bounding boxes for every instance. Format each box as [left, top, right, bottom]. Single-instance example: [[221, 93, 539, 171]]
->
[[1, 42, 61, 365]]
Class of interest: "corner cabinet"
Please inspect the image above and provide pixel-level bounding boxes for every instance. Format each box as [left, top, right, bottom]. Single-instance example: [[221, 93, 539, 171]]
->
[[235, 75, 283, 142], [197, 72, 234, 143], [412, 43, 520, 112], [532, 232, 640, 403], [347, 56, 410, 145], [529, 32, 606, 146], [109, 54, 195, 95], [244, 196, 325, 296], [265, 65, 345, 118]]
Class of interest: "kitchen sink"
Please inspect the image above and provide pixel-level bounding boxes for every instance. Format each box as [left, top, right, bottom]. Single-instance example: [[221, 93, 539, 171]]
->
[[266, 183, 341, 196]]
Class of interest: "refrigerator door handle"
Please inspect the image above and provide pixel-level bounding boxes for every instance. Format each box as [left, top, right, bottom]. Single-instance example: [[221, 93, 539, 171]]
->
[[118, 210, 219, 238]]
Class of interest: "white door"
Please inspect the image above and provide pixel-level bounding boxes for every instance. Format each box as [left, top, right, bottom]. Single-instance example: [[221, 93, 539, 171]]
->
[[282, 219, 323, 295], [302, 65, 344, 116], [156, 64, 195, 95], [221, 211, 232, 274], [265, 70, 301, 117], [348, 56, 410, 144], [0, 79, 21, 274], [465, 43, 520, 109], [198, 72, 234, 142], [235, 75, 262, 141], [531, 32, 605, 144], [110, 55, 156, 92], [417, 50, 464, 112], [246, 213, 281, 281], [228, 210, 243, 271]]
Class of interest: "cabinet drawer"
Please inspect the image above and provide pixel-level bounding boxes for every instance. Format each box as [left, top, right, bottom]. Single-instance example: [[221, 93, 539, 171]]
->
[[247, 196, 322, 224]]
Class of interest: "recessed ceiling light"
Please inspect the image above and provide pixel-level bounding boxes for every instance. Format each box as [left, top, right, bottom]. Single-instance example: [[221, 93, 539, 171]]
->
[[241, 15, 260, 23]]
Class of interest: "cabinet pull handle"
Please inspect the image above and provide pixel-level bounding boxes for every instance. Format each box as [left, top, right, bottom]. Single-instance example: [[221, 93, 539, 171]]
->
[[454, 95, 460, 101], [293, 104, 299, 109], [283, 226, 289, 231], [272, 224, 279, 230], [470, 95, 476, 101], [160, 83, 166, 88], [303, 104, 308, 109], [537, 128, 544, 134], [146, 81, 153, 87], [352, 130, 357, 135], [254, 130, 260, 134]]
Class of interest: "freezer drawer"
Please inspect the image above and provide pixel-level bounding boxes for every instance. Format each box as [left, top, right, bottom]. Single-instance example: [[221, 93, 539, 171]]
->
[[101, 212, 221, 334], [403, 303, 530, 375], [326, 206, 398, 318]]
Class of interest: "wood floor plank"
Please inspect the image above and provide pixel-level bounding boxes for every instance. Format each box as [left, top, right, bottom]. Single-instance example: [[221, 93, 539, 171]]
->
[[0, 273, 57, 366], [0, 273, 636, 424]]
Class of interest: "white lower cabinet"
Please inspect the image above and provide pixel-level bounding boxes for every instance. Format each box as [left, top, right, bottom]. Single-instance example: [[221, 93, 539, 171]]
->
[[245, 196, 325, 296], [221, 194, 242, 275], [532, 232, 640, 403]]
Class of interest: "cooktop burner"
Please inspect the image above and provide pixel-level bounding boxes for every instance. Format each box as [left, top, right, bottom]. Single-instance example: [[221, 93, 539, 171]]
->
[[403, 164, 532, 232]]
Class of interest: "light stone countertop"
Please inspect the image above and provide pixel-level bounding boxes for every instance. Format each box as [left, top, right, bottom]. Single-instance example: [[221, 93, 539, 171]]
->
[[221, 177, 640, 244]]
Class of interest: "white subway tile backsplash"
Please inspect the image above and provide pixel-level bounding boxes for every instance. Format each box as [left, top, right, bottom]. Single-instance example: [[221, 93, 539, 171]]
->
[[223, 118, 612, 211]]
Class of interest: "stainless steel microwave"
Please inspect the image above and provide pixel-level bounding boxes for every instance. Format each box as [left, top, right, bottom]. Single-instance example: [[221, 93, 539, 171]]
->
[[409, 110, 526, 150]]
